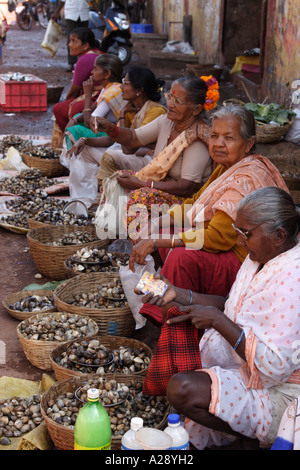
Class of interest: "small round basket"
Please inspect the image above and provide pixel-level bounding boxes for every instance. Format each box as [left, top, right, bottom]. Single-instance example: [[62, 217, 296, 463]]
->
[[17, 312, 99, 371], [26, 225, 109, 280], [222, 98, 294, 143], [53, 272, 135, 336], [50, 334, 152, 381], [2, 289, 56, 321], [21, 152, 66, 178], [40, 373, 169, 450]]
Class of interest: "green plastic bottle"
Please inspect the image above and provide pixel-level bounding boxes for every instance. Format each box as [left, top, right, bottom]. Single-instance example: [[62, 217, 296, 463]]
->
[[74, 388, 111, 450]]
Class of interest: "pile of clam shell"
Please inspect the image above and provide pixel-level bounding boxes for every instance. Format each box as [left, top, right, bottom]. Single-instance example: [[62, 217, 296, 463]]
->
[[0, 171, 60, 196], [66, 247, 129, 274], [30, 207, 93, 227], [22, 145, 60, 160], [0, 193, 68, 230], [69, 280, 127, 309], [18, 312, 97, 342], [0, 394, 42, 445], [47, 230, 98, 246], [77, 379, 129, 406], [44, 377, 168, 435], [53, 338, 150, 374], [0, 135, 37, 158], [8, 294, 55, 313]]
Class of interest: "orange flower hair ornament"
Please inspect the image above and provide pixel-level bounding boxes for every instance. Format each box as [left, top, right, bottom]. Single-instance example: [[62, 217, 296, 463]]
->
[[201, 75, 220, 111]]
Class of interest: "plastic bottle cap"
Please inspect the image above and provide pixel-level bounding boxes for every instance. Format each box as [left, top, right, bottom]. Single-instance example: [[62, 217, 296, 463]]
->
[[131, 417, 143, 431], [167, 413, 180, 425], [87, 388, 100, 400]]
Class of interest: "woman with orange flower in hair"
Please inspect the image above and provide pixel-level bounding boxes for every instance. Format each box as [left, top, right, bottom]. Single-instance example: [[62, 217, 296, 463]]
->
[[93, 75, 218, 238]]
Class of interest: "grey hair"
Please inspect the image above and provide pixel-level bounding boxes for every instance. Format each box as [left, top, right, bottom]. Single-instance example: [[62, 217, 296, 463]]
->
[[237, 187, 300, 241], [211, 104, 256, 150]]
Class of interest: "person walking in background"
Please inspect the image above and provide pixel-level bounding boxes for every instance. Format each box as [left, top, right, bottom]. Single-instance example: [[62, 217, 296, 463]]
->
[[51, 0, 100, 71]]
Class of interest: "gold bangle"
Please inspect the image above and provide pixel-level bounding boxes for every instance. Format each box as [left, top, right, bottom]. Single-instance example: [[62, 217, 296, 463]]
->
[[83, 108, 92, 112]]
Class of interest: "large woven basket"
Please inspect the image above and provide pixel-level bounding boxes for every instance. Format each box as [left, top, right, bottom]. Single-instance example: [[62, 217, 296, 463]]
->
[[17, 312, 99, 371], [26, 225, 109, 280], [222, 98, 293, 143], [53, 272, 136, 336], [21, 152, 66, 178], [50, 334, 152, 381], [2, 289, 56, 321], [40, 373, 169, 450]]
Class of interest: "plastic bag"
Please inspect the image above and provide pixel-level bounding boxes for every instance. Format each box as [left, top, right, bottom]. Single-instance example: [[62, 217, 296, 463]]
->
[[68, 153, 99, 208], [94, 172, 128, 239], [41, 19, 62, 57], [119, 255, 155, 330], [162, 40, 195, 54], [285, 107, 300, 144], [0, 147, 29, 171]]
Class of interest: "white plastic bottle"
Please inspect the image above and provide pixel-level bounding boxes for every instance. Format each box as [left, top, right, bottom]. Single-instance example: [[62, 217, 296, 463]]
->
[[164, 413, 190, 450], [121, 417, 144, 450]]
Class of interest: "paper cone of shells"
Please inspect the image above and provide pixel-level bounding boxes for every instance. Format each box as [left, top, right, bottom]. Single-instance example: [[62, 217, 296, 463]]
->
[[40, 373, 169, 450], [26, 225, 109, 280], [17, 312, 99, 371]]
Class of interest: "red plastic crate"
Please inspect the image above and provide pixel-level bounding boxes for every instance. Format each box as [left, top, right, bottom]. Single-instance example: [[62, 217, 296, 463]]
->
[[0, 74, 47, 112]]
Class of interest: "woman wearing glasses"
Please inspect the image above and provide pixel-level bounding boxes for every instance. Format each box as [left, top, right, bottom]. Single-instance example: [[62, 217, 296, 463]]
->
[[93, 75, 215, 237], [140, 186, 300, 450], [62, 64, 166, 208], [129, 105, 289, 327]]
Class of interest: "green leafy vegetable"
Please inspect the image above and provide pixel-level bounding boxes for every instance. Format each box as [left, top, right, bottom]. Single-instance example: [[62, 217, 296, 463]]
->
[[243, 102, 296, 126]]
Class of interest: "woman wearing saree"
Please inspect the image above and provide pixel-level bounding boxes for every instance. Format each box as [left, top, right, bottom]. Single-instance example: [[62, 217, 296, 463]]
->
[[160, 187, 300, 449], [93, 75, 217, 239], [65, 66, 166, 208], [129, 105, 289, 327]]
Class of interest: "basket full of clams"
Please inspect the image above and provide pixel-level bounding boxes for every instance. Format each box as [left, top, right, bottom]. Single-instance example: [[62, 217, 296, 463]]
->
[[21, 145, 66, 178], [50, 335, 152, 381], [40, 374, 169, 450], [53, 272, 135, 337], [2, 289, 56, 321], [26, 225, 109, 280], [64, 246, 130, 277], [17, 312, 98, 371]]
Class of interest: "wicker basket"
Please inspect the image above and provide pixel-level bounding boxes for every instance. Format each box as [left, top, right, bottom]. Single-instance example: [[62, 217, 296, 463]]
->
[[17, 312, 99, 371], [40, 373, 169, 450], [53, 272, 136, 336], [63, 251, 129, 278], [21, 152, 66, 178], [50, 334, 152, 381], [222, 98, 293, 143], [26, 225, 109, 280], [51, 122, 64, 149], [2, 289, 56, 321]]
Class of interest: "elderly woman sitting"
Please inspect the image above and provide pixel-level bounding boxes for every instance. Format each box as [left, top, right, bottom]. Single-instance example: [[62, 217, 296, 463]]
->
[[93, 76, 216, 238], [141, 187, 300, 450], [129, 105, 289, 327]]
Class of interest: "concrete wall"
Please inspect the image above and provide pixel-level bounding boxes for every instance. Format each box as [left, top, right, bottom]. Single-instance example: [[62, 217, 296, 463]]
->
[[149, 0, 223, 64], [262, 0, 300, 106]]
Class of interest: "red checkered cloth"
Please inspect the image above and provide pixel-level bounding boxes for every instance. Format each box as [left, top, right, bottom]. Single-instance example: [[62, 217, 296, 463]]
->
[[142, 305, 202, 396]]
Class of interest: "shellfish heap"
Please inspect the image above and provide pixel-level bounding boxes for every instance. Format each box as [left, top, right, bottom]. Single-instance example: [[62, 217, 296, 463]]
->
[[44, 377, 168, 435], [46, 230, 98, 246], [69, 279, 128, 309], [18, 312, 98, 342], [53, 338, 151, 374], [0, 169, 59, 195], [8, 294, 55, 313], [0, 394, 42, 445], [66, 247, 130, 274]]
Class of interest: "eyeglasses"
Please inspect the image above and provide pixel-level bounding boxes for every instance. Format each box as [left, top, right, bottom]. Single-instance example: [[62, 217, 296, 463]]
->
[[232, 221, 269, 240], [122, 78, 131, 85], [164, 92, 191, 106]]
